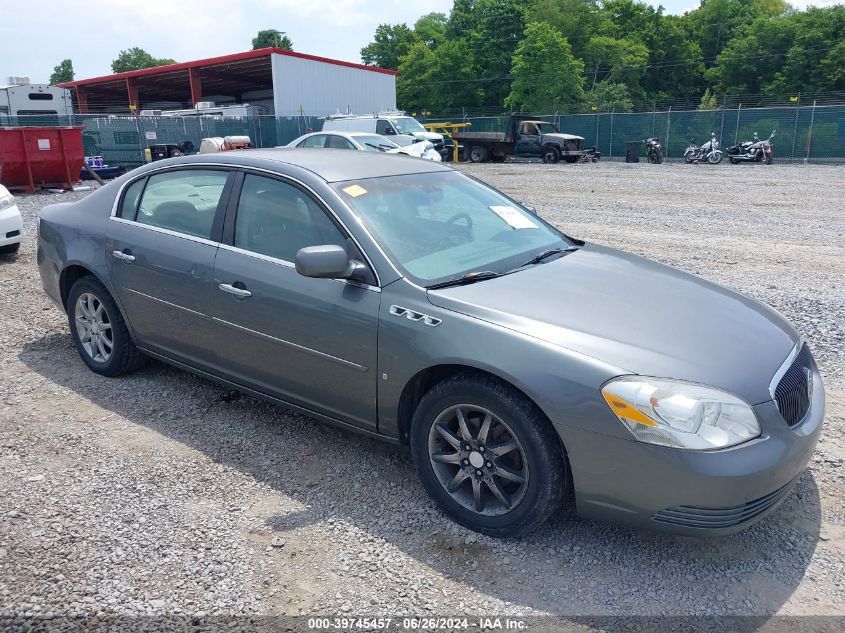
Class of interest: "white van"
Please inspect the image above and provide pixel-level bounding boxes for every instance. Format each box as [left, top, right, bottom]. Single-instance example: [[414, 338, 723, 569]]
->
[[322, 113, 449, 159]]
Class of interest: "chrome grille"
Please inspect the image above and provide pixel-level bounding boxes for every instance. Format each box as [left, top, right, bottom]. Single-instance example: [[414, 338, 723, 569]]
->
[[774, 344, 812, 427]]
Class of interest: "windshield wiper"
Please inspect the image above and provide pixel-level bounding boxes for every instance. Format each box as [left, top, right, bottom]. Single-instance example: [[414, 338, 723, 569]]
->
[[426, 270, 502, 290], [364, 143, 387, 152], [517, 247, 578, 269]]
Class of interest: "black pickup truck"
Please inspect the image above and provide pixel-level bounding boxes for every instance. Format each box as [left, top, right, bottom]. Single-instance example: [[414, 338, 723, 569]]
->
[[455, 115, 599, 164]]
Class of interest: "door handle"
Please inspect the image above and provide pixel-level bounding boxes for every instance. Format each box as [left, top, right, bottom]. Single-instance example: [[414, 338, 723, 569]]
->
[[112, 250, 135, 263], [219, 283, 251, 298]]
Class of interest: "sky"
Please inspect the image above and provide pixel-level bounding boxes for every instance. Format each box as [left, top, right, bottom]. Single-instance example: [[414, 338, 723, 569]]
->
[[1, 0, 842, 84]]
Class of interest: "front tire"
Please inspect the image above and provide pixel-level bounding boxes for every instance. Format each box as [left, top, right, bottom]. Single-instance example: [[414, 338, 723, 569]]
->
[[542, 146, 560, 164], [0, 242, 21, 254], [67, 277, 146, 377], [708, 151, 723, 164], [410, 373, 567, 537], [653, 148, 663, 164], [765, 153, 773, 165]]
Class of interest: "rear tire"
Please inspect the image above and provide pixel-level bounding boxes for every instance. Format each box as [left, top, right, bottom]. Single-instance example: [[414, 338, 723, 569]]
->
[[67, 277, 146, 377], [410, 372, 567, 537], [730, 157, 739, 164], [542, 146, 560, 164], [468, 146, 488, 163]]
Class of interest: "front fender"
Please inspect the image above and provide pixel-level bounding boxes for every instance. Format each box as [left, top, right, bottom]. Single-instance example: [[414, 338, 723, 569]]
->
[[377, 279, 632, 443]]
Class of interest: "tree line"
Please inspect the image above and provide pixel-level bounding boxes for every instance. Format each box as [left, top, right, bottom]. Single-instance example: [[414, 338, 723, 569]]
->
[[359, 0, 845, 114]]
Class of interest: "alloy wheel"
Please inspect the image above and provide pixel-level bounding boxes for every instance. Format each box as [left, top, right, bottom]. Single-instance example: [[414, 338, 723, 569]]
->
[[427, 405, 529, 516], [74, 292, 113, 363]]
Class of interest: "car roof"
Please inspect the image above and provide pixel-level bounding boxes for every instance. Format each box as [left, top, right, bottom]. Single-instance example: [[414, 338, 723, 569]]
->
[[158, 148, 451, 183]]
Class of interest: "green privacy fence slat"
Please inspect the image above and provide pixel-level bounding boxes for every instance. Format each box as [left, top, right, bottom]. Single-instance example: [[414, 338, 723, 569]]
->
[[421, 104, 845, 163], [2, 105, 843, 166]]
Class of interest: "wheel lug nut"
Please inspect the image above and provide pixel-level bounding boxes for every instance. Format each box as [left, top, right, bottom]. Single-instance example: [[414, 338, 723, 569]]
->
[[479, 446, 485, 452], [486, 462, 492, 468], [475, 470, 482, 476], [462, 460, 468, 466]]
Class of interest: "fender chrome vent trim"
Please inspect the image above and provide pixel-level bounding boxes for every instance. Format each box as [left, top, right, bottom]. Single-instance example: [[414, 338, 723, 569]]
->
[[389, 305, 442, 327]]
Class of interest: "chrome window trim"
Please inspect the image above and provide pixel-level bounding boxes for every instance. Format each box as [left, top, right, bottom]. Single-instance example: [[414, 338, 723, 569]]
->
[[217, 243, 380, 293], [213, 316, 367, 372], [768, 337, 805, 402], [109, 216, 220, 247], [124, 288, 212, 320], [109, 164, 233, 218], [109, 161, 383, 288]]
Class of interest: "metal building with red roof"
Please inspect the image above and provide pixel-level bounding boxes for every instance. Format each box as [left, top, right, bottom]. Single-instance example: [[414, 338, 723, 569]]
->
[[59, 48, 397, 117]]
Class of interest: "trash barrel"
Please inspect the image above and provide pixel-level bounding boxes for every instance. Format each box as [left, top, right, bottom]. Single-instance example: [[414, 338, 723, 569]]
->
[[0, 126, 84, 193], [625, 141, 642, 163]]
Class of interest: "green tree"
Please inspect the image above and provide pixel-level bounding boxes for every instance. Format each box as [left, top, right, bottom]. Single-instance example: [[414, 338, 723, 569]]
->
[[528, 0, 605, 58], [361, 24, 418, 69], [111, 48, 175, 73], [583, 35, 649, 95], [251, 29, 293, 51], [49, 59, 74, 84], [505, 22, 585, 112], [468, 0, 530, 107], [415, 12, 448, 47], [429, 39, 485, 111], [396, 43, 436, 112], [586, 80, 633, 111]]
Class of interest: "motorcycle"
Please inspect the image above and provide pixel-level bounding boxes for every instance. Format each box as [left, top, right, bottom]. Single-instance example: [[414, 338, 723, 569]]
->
[[643, 137, 663, 164], [684, 132, 722, 164], [727, 130, 775, 165]]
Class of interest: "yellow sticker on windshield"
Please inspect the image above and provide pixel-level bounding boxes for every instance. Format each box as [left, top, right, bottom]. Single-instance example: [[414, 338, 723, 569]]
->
[[343, 184, 368, 197], [490, 205, 538, 229]]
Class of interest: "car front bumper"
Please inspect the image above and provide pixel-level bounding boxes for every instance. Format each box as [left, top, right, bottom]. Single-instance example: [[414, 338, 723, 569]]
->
[[556, 368, 824, 536], [0, 203, 23, 247]]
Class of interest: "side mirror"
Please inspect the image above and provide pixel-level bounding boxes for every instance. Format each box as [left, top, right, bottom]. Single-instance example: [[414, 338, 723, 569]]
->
[[383, 127, 396, 135], [295, 244, 368, 281], [519, 202, 538, 215]]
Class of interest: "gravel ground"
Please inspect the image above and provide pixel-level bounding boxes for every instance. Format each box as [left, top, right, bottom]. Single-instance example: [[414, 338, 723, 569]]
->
[[0, 163, 843, 628]]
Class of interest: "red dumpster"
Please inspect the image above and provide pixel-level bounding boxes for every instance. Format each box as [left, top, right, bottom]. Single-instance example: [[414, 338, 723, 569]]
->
[[0, 126, 84, 193]]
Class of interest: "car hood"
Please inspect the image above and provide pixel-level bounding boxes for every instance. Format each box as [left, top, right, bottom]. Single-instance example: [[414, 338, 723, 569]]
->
[[388, 141, 440, 160], [544, 132, 584, 141], [426, 243, 797, 404], [410, 131, 443, 142]]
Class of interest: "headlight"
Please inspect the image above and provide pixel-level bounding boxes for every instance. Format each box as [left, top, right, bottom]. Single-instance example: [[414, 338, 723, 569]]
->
[[0, 194, 15, 213], [601, 377, 760, 450]]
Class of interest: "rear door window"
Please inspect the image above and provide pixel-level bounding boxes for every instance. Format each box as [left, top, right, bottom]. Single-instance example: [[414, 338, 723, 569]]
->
[[300, 135, 327, 148], [135, 169, 229, 239], [326, 135, 356, 150]]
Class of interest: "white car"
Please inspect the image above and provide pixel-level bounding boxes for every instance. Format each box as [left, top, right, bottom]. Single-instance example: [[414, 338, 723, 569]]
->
[[0, 184, 22, 255], [287, 131, 442, 162]]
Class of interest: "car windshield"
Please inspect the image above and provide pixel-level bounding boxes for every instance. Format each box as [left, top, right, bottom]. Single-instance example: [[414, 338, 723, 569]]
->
[[332, 171, 570, 286], [355, 135, 400, 152], [391, 117, 426, 135]]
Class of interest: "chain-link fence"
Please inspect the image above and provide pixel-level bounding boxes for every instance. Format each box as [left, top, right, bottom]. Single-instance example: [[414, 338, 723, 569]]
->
[[422, 103, 845, 163], [0, 114, 323, 168], [2, 103, 843, 165]]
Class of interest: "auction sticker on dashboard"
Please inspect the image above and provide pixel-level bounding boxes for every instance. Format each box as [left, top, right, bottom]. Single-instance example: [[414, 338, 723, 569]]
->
[[490, 205, 538, 229], [342, 184, 368, 197]]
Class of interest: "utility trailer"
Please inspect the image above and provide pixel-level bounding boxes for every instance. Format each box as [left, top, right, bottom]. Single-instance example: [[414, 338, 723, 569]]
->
[[454, 114, 599, 164]]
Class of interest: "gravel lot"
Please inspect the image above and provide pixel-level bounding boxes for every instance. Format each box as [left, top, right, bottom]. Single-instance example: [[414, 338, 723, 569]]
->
[[1, 162, 843, 628]]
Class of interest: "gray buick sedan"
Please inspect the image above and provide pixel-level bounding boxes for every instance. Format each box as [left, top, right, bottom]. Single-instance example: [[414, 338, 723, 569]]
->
[[37, 150, 824, 537]]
